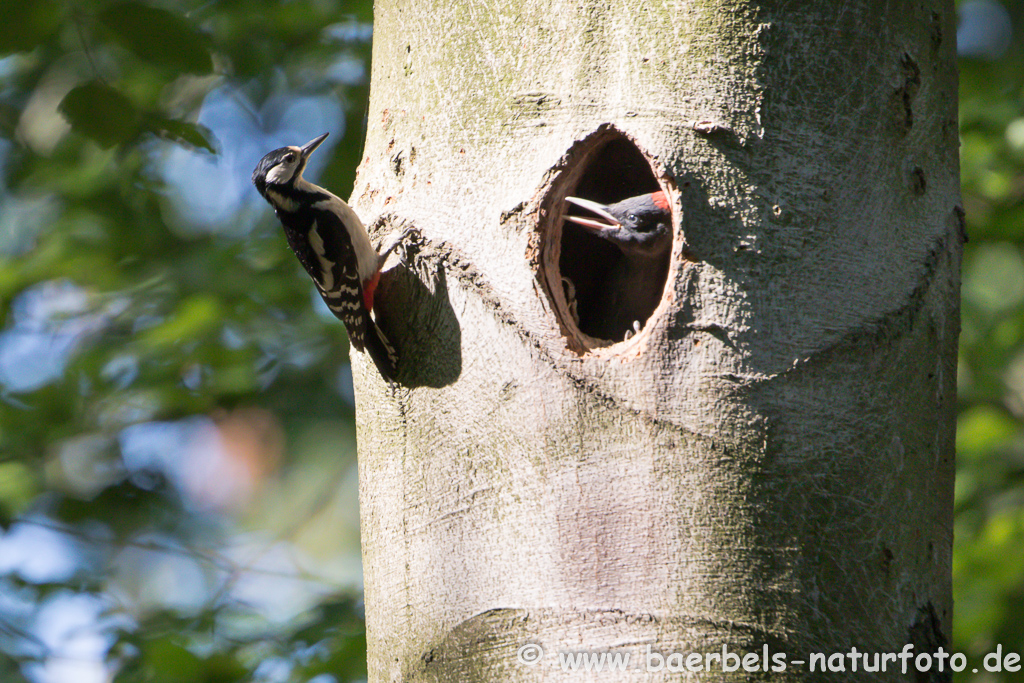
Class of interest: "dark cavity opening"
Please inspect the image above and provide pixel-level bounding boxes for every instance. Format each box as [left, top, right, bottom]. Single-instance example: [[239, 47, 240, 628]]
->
[[555, 134, 671, 345]]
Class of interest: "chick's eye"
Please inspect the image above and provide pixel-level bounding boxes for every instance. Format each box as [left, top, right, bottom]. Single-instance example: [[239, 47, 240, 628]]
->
[[628, 214, 638, 222]]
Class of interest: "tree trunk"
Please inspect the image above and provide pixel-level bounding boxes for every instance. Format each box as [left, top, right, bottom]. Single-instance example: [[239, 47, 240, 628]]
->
[[350, 1, 961, 680]]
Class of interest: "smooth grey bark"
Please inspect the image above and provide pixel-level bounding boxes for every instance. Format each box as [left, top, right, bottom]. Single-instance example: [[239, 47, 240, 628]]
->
[[349, 1, 961, 680]]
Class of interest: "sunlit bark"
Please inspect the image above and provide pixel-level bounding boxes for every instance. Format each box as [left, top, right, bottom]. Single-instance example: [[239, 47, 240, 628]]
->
[[351, 1, 961, 680]]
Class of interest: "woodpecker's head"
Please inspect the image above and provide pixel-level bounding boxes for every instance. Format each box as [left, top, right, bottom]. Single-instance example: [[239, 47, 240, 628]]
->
[[252, 133, 329, 205], [564, 191, 672, 259]]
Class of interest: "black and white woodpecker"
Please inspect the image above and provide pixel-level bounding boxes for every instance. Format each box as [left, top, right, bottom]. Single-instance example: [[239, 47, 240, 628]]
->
[[252, 133, 398, 381], [564, 191, 673, 340]]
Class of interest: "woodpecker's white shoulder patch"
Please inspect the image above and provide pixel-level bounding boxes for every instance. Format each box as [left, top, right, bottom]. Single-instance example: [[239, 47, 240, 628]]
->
[[311, 195, 379, 282], [308, 222, 337, 290]]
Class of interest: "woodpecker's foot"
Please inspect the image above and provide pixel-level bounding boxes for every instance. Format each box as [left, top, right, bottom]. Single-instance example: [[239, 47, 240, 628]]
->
[[623, 320, 642, 341], [376, 225, 419, 265]]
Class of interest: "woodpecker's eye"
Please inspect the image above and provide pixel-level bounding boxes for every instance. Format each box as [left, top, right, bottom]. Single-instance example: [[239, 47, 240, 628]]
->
[[628, 213, 638, 222], [284, 153, 296, 164]]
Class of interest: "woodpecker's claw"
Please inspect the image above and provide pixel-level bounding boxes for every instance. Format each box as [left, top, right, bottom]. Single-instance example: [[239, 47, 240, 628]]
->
[[301, 132, 330, 158], [377, 226, 418, 265], [564, 196, 621, 231]]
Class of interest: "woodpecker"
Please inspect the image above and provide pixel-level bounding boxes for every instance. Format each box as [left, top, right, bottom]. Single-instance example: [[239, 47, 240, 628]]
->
[[252, 133, 398, 381], [564, 191, 672, 340]]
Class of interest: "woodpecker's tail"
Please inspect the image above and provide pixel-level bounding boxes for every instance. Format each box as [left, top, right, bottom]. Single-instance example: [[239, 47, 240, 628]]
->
[[363, 314, 399, 382]]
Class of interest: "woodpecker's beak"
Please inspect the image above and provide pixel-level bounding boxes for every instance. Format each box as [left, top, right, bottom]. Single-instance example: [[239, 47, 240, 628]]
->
[[564, 196, 621, 232], [301, 133, 330, 158]]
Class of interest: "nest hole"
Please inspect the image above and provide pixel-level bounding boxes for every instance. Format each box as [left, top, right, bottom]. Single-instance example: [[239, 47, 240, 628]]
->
[[551, 132, 672, 346]]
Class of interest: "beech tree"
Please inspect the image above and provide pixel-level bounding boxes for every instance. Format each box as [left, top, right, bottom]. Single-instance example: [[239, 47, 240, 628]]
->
[[349, 0, 961, 680]]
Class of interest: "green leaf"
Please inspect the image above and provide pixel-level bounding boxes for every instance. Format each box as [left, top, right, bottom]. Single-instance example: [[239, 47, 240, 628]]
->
[[142, 638, 204, 682], [98, 1, 212, 74], [0, 650, 30, 683], [138, 295, 223, 351], [0, 0, 64, 55], [146, 116, 217, 153], [59, 81, 142, 148], [115, 636, 248, 683], [957, 405, 1018, 460], [0, 461, 37, 522]]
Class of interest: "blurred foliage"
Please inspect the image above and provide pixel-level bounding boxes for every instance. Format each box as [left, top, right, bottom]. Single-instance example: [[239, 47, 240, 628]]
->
[[957, 2, 1024, 680], [2, 0, 1024, 681], [0, 0, 372, 680]]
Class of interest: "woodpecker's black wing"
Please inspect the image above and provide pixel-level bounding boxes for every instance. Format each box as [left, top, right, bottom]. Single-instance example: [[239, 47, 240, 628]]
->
[[278, 203, 398, 381]]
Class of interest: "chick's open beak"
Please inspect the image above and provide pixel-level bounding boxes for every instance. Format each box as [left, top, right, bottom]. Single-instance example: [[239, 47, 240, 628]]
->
[[564, 196, 621, 232]]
